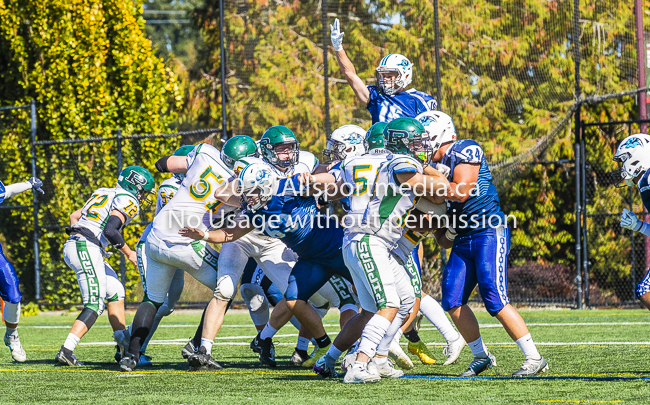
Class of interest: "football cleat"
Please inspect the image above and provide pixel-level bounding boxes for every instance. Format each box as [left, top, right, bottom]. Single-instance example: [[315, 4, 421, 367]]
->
[[119, 353, 137, 372], [408, 340, 436, 364], [289, 349, 310, 366], [313, 354, 339, 378], [113, 329, 130, 360], [388, 338, 413, 370], [4, 333, 26, 363], [188, 346, 222, 371], [459, 353, 497, 377], [250, 333, 261, 354], [181, 339, 197, 359], [55, 346, 83, 367], [138, 353, 153, 367], [258, 337, 276, 367], [301, 344, 330, 368], [341, 350, 358, 373], [371, 357, 404, 378], [343, 362, 381, 384], [512, 357, 549, 377], [443, 335, 467, 366]]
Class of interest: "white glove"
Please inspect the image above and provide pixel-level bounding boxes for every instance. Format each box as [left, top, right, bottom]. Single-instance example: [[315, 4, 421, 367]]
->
[[445, 227, 457, 241], [620, 208, 643, 232], [433, 163, 451, 178], [330, 18, 344, 52]]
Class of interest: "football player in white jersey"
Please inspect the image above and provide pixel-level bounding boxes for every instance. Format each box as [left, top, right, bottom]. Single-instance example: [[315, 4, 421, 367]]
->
[[339, 118, 448, 383], [1, 176, 43, 362], [119, 141, 255, 372], [120, 145, 194, 366], [55, 166, 155, 366]]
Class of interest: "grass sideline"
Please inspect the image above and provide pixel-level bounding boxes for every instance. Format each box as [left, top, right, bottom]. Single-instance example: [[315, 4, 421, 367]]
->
[[1, 309, 649, 404]]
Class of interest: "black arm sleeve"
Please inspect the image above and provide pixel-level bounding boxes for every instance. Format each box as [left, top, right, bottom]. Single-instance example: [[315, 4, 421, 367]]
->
[[103, 215, 126, 249], [155, 155, 171, 173]]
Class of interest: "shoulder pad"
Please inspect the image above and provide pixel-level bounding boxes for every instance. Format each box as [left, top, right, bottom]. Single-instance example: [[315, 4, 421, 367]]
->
[[388, 155, 422, 174], [451, 140, 484, 164], [112, 193, 140, 220]]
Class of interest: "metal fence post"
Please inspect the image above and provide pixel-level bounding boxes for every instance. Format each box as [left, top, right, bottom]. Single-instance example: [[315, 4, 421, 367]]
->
[[219, 0, 228, 143], [581, 123, 589, 307], [434, 0, 442, 107], [628, 124, 636, 301], [116, 128, 126, 284], [30, 100, 41, 301], [321, 0, 331, 137], [574, 107, 582, 309]]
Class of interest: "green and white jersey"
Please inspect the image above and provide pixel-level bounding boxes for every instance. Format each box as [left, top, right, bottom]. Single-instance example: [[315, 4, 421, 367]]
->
[[156, 177, 182, 214], [234, 151, 318, 177], [153, 143, 237, 244], [75, 187, 140, 249], [360, 154, 423, 246], [339, 153, 389, 245]]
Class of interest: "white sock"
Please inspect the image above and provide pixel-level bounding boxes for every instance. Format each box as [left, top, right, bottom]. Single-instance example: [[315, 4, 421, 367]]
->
[[420, 295, 460, 342], [326, 344, 343, 361], [201, 338, 214, 355], [374, 355, 388, 366], [260, 323, 278, 340], [358, 314, 392, 359], [63, 333, 81, 352], [296, 337, 310, 351], [468, 337, 488, 358], [392, 328, 403, 344], [5, 327, 17, 337], [376, 310, 407, 356], [515, 333, 541, 360]]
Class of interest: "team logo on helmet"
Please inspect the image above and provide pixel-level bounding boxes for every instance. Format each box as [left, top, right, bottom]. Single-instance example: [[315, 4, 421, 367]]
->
[[398, 59, 410, 68], [621, 137, 643, 149], [123, 171, 147, 187], [255, 169, 271, 183], [342, 134, 364, 145]]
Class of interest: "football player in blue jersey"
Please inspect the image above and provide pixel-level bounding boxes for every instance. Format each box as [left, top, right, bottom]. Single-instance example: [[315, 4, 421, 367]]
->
[[613, 134, 650, 310], [0, 176, 43, 362], [330, 18, 438, 124], [420, 110, 549, 377], [180, 161, 356, 368]]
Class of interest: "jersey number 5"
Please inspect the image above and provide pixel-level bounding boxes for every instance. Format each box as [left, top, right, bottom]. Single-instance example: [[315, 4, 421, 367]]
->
[[190, 166, 224, 201]]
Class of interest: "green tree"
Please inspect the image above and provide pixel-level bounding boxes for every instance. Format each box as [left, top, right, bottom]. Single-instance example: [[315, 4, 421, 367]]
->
[[0, 0, 182, 302]]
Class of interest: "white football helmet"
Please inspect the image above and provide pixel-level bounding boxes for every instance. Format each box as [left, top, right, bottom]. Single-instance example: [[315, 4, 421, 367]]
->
[[375, 54, 413, 96], [237, 162, 277, 212], [416, 111, 457, 155], [323, 125, 367, 163], [613, 134, 650, 186]]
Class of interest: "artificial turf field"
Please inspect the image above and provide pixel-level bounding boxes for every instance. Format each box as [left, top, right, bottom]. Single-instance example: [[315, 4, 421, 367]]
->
[[1, 308, 650, 404]]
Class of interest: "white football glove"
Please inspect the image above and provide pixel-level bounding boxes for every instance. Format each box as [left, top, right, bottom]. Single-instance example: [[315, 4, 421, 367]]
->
[[330, 18, 344, 52], [433, 163, 451, 178], [620, 208, 643, 232]]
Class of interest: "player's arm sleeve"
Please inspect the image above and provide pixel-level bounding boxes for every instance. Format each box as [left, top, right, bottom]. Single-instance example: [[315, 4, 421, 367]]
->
[[3, 181, 32, 199], [103, 215, 126, 249]]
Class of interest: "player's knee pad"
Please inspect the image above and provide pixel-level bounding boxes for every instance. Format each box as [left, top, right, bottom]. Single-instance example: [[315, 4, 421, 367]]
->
[[3, 302, 20, 324], [77, 307, 99, 329], [240, 284, 267, 312], [399, 295, 415, 316], [214, 275, 235, 301]]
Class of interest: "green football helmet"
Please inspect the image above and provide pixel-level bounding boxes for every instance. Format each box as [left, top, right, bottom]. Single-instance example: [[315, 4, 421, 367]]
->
[[117, 166, 155, 204], [221, 135, 259, 170], [365, 122, 388, 153], [259, 126, 300, 169], [383, 117, 431, 165], [172, 145, 194, 180]]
